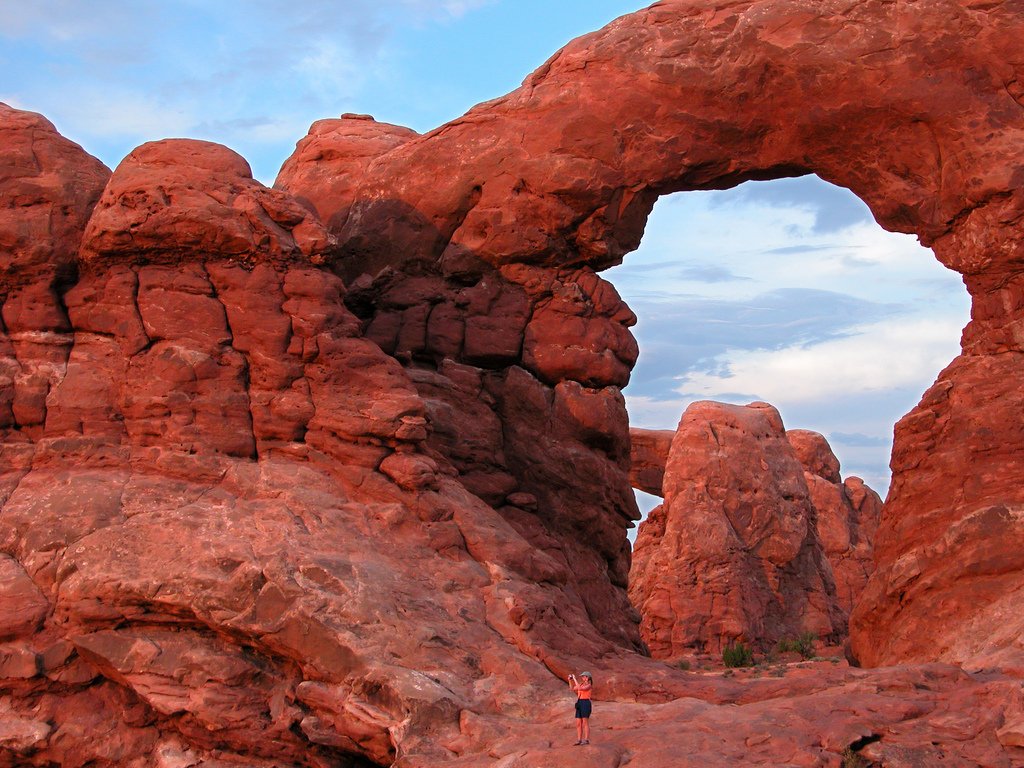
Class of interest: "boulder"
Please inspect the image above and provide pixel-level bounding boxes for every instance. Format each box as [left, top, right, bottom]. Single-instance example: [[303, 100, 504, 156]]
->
[[629, 402, 844, 656], [627, 418, 883, 658]]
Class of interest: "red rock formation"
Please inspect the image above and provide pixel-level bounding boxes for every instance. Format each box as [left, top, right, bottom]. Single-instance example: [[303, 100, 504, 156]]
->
[[0, 104, 110, 287], [787, 429, 882, 617], [629, 402, 844, 656], [81, 139, 335, 269], [285, 180, 646, 650], [0, 105, 649, 768], [274, 0, 1024, 674], [0, 104, 111, 447], [628, 421, 882, 655], [274, 0, 1024, 679], [2, 0, 1024, 762], [276, 2, 1023, 275]]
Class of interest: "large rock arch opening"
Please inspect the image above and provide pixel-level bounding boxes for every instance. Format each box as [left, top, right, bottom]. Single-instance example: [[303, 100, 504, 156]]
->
[[608, 175, 969, 659]]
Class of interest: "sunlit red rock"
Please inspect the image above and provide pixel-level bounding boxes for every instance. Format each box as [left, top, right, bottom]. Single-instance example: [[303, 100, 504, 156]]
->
[[0, 103, 110, 445], [628, 420, 882, 655], [629, 402, 844, 656], [81, 138, 335, 267], [787, 430, 882, 616], [0, 102, 110, 288], [2, 0, 1024, 762]]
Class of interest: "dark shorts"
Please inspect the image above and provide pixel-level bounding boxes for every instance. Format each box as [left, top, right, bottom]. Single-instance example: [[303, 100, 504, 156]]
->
[[574, 699, 592, 719]]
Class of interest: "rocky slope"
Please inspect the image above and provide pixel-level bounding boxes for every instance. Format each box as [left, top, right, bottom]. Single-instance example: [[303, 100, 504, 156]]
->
[[1, 0, 1024, 765]]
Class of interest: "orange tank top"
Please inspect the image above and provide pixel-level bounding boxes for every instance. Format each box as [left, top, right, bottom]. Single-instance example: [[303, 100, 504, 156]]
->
[[577, 683, 592, 700]]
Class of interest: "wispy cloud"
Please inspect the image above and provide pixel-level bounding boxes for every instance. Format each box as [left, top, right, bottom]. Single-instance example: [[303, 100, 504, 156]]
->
[[831, 432, 891, 447], [675, 264, 752, 283], [403, 0, 497, 18], [49, 86, 197, 140], [623, 287, 903, 399], [715, 175, 875, 234], [0, 0, 495, 181], [674, 315, 963, 404]]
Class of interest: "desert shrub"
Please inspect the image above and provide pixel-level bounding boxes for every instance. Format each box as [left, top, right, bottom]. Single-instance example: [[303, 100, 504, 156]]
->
[[675, 659, 691, 671], [840, 747, 870, 767], [777, 631, 817, 659], [722, 641, 754, 668]]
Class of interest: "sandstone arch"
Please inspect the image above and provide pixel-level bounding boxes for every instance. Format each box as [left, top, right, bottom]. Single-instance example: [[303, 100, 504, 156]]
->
[[280, 0, 1023, 270], [279, 0, 1024, 670]]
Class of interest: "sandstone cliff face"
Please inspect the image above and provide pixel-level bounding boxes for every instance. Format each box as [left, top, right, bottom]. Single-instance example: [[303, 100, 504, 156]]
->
[[278, 117, 646, 653], [2, 0, 1024, 764]]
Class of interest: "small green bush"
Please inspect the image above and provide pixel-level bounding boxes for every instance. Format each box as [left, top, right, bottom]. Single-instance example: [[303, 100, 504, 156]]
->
[[840, 747, 870, 768], [776, 631, 817, 660], [722, 641, 754, 668], [675, 659, 691, 671]]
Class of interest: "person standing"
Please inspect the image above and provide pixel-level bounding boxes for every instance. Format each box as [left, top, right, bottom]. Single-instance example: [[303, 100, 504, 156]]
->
[[568, 671, 593, 745]]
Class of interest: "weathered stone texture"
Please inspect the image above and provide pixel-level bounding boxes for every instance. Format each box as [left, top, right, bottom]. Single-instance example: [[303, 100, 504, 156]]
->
[[2, 0, 1024, 763], [628, 403, 846, 656]]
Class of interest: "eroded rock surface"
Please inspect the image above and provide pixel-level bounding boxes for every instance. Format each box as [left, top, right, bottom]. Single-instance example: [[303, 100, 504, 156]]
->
[[628, 419, 882, 657], [788, 429, 881, 617], [628, 403, 845, 657], [2, 0, 1024, 763]]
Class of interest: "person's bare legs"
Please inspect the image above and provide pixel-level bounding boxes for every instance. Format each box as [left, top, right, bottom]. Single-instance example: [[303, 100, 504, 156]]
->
[[575, 717, 584, 744], [582, 717, 590, 743]]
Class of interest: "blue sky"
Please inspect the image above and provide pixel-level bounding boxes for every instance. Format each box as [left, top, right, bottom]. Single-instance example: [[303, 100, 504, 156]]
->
[[0, 0, 972, 500]]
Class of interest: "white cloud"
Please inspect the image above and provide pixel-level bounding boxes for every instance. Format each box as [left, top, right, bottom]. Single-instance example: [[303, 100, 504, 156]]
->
[[50, 86, 197, 141], [673, 314, 964, 405], [294, 40, 366, 101], [615, 177, 972, 496], [613, 183, 960, 306], [624, 394, 692, 431], [0, 0, 507, 181]]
